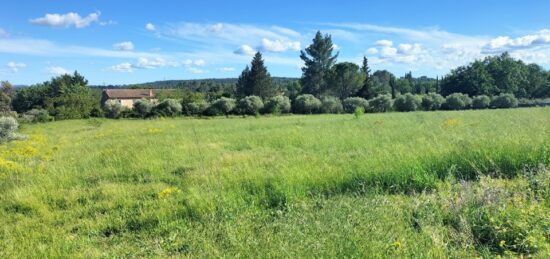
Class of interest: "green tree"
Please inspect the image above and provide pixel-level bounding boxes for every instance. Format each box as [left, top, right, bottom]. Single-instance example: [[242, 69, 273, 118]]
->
[[329, 62, 363, 100], [357, 56, 373, 99], [300, 31, 338, 97], [236, 52, 275, 99], [0, 81, 13, 112]]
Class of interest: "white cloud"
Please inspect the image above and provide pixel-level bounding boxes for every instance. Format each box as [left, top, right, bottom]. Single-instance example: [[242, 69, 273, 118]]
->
[[163, 22, 301, 48], [367, 47, 378, 54], [260, 38, 300, 52], [187, 67, 207, 74], [110, 63, 133, 72], [135, 57, 177, 69], [219, 67, 235, 72], [145, 23, 156, 31], [30, 12, 100, 28], [99, 20, 116, 26], [48, 66, 69, 75], [482, 30, 550, 53], [376, 40, 393, 47], [112, 41, 134, 51], [193, 59, 206, 66], [6, 62, 26, 72], [380, 46, 397, 57], [234, 44, 256, 56]]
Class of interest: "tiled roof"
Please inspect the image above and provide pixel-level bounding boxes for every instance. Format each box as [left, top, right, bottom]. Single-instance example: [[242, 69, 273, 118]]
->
[[103, 89, 155, 99]]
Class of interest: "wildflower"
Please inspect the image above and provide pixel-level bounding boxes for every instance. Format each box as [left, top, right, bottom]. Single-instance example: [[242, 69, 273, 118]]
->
[[158, 187, 181, 199], [393, 240, 401, 249]]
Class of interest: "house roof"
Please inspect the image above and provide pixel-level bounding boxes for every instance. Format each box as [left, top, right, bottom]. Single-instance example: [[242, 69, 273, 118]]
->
[[103, 89, 155, 99]]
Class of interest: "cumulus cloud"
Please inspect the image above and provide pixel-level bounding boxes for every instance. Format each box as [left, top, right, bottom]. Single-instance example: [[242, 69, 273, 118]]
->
[[376, 40, 393, 47], [48, 66, 69, 75], [112, 41, 134, 51], [110, 63, 133, 72], [6, 62, 26, 72], [259, 38, 300, 52], [482, 30, 550, 53], [234, 44, 256, 56], [30, 12, 100, 28], [367, 47, 378, 54], [145, 23, 156, 31]]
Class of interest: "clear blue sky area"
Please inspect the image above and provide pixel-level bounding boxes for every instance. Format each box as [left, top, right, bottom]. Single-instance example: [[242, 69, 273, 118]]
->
[[1, 0, 550, 85]]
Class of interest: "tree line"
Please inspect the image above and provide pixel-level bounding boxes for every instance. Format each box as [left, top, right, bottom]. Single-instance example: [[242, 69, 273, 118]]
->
[[1, 31, 550, 122]]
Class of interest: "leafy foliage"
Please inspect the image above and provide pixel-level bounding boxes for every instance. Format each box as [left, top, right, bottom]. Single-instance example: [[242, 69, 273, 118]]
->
[[21, 109, 53, 123], [342, 97, 369, 113], [320, 96, 343, 114], [237, 96, 264, 115], [207, 97, 236, 116], [133, 99, 154, 118], [300, 31, 338, 97], [490, 93, 519, 109], [421, 93, 445, 111], [293, 94, 321, 114], [328, 62, 363, 100], [367, 94, 393, 113], [263, 95, 291, 114], [472, 95, 491, 109], [443, 93, 472, 110], [0, 116, 25, 143], [153, 99, 182, 117], [393, 93, 421, 112], [236, 52, 276, 99]]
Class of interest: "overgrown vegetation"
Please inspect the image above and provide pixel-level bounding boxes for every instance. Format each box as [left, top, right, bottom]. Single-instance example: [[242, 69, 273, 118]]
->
[[0, 108, 548, 257]]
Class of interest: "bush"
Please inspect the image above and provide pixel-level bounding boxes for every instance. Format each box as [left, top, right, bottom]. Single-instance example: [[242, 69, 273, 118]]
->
[[354, 106, 364, 119], [490, 93, 518, 109], [393, 93, 422, 112], [237, 96, 264, 116], [133, 99, 154, 118], [103, 99, 124, 119], [367, 94, 393, 113], [152, 99, 182, 117], [342, 97, 369, 113], [443, 93, 472, 110], [184, 102, 209, 116], [207, 97, 236, 116], [0, 116, 25, 143], [320, 96, 343, 114], [293, 94, 321, 114], [263, 95, 291, 114], [21, 109, 53, 123], [421, 93, 445, 111], [472, 95, 491, 109]]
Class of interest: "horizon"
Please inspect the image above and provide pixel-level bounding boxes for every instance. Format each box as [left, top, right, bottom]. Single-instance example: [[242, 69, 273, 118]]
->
[[2, 0, 550, 85]]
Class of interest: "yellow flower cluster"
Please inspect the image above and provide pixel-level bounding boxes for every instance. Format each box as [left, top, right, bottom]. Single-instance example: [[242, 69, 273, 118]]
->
[[158, 187, 181, 199]]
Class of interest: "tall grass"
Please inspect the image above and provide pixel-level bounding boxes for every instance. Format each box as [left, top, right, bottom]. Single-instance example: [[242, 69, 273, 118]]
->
[[0, 108, 549, 257]]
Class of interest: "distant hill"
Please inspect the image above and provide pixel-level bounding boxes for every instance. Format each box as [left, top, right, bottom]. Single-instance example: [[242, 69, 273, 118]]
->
[[91, 77, 299, 89]]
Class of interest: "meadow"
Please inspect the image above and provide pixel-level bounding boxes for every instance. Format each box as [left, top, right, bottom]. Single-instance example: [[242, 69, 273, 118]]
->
[[1, 107, 549, 257]]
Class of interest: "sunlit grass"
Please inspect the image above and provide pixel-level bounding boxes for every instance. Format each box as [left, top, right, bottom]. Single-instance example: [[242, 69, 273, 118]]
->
[[1, 107, 549, 257]]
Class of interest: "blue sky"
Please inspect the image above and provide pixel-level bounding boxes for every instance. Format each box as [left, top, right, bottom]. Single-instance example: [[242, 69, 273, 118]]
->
[[1, 0, 550, 85]]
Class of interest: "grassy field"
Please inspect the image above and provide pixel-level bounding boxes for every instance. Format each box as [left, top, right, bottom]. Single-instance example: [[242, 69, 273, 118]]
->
[[1, 108, 549, 257]]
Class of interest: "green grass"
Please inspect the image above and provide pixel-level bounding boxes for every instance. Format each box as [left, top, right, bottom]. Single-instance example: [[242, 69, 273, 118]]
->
[[1, 108, 549, 257]]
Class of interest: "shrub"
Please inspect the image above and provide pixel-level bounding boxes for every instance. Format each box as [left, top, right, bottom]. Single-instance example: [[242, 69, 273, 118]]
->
[[393, 93, 422, 112], [152, 99, 182, 117], [342, 97, 369, 113], [184, 102, 209, 116], [472, 95, 491, 109], [443, 93, 472, 110], [490, 93, 518, 109], [133, 99, 154, 118], [207, 97, 236, 116], [0, 116, 25, 143], [367, 94, 393, 113], [263, 95, 291, 114], [421, 93, 445, 111], [320, 96, 343, 114], [21, 109, 53, 123], [237, 96, 264, 116], [103, 99, 124, 119], [293, 94, 321, 114], [354, 106, 364, 119]]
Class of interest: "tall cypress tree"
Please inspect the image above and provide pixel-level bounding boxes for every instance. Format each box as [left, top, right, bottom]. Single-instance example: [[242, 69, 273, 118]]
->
[[236, 52, 275, 99], [357, 56, 372, 99], [236, 66, 251, 98], [300, 31, 338, 97], [390, 76, 397, 99]]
